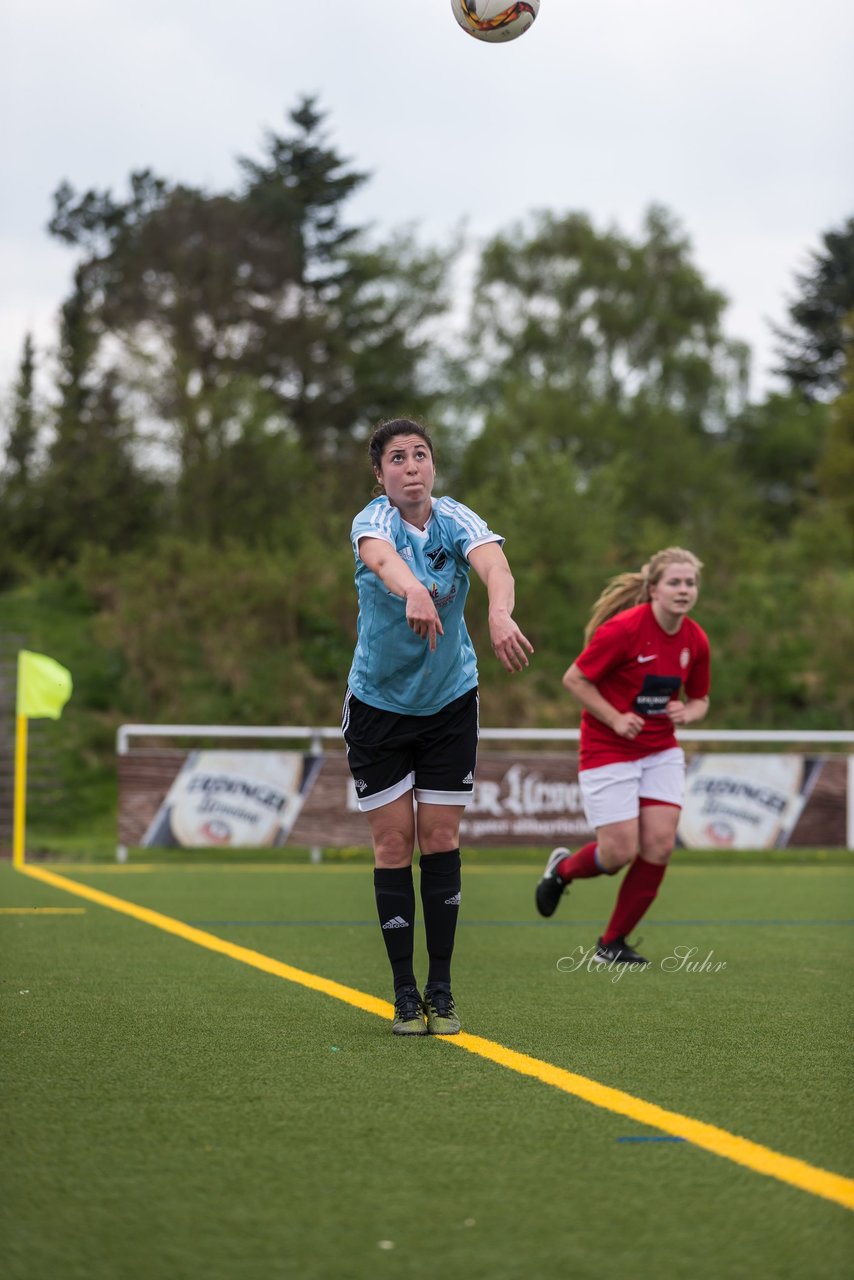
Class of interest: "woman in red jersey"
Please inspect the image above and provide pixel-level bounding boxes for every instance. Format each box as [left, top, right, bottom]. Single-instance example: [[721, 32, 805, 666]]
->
[[535, 548, 710, 964]]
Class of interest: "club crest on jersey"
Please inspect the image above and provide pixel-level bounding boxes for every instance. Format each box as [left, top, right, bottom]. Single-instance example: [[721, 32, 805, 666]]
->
[[426, 547, 448, 571], [680, 648, 691, 668]]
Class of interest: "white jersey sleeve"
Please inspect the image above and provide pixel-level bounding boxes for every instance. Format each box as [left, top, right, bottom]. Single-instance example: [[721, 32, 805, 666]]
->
[[434, 497, 504, 560]]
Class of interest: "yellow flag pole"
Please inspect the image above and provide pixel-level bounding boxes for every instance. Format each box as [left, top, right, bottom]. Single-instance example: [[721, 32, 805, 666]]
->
[[13, 713, 28, 868], [13, 651, 73, 866]]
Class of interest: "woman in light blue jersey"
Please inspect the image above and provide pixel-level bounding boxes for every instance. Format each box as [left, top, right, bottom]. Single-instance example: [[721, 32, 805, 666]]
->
[[342, 418, 533, 1036]]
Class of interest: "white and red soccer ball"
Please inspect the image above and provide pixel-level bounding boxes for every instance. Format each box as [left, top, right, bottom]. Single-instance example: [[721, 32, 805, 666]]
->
[[451, 0, 540, 44]]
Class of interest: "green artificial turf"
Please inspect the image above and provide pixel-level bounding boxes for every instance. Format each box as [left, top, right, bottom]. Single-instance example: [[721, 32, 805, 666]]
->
[[1, 860, 852, 1280]]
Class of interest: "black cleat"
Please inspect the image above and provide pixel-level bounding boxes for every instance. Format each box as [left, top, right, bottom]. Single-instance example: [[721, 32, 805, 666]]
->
[[392, 985, 428, 1035], [594, 936, 649, 965], [535, 846, 571, 917]]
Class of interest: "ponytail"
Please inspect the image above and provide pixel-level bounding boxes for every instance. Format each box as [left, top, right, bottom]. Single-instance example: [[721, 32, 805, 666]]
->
[[583, 572, 650, 644]]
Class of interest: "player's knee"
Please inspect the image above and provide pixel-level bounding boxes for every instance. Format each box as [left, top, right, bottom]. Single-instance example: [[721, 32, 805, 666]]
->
[[416, 807, 462, 853], [419, 825, 460, 855], [597, 841, 636, 872], [641, 843, 674, 866], [374, 830, 414, 866]]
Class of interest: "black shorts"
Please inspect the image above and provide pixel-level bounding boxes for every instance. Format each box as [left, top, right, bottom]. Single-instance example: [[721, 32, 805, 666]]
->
[[341, 687, 479, 813]]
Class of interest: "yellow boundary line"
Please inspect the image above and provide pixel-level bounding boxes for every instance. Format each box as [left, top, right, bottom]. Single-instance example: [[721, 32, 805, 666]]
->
[[17, 862, 854, 1214], [0, 906, 85, 915]]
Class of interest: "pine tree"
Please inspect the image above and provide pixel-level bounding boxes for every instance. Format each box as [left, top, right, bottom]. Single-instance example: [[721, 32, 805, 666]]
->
[[775, 217, 854, 400], [32, 270, 157, 562], [0, 333, 42, 565]]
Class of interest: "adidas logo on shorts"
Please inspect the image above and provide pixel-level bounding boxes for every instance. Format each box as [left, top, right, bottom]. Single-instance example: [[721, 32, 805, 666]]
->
[[462, 771, 474, 785], [382, 916, 409, 930], [445, 892, 461, 906]]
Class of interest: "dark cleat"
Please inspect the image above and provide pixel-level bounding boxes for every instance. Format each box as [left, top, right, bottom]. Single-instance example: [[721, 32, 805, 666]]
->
[[593, 936, 649, 965], [535, 846, 571, 918]]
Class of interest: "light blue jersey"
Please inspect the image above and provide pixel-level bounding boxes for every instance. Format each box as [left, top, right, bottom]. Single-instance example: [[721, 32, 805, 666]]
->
[[347, 495, 503, 715]]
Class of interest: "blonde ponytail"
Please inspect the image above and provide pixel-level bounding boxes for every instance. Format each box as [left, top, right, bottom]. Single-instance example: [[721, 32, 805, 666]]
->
[[584, 572, 649, 643]]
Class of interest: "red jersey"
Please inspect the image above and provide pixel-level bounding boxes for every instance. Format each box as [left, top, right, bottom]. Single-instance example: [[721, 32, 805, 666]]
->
[[575, 603, 711, 770]]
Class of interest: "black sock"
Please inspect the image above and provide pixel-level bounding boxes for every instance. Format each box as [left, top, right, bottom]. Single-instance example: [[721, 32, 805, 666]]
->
[[420, 849, 461, 990], [373, 866, 416, 992]]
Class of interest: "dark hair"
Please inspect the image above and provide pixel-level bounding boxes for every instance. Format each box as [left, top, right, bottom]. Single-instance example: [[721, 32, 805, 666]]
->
[[368, 418, 435, 476]]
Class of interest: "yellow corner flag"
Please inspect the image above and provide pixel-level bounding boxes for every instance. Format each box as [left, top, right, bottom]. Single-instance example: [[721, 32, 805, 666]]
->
[[14, 651, 73, 867], [17, 650, 73, 720]]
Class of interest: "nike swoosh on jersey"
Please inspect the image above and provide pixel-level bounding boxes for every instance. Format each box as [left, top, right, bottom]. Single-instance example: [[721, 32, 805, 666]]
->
[[637, 654, 658, 663]]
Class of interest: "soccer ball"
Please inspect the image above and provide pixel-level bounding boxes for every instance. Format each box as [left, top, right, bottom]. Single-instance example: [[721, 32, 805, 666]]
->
[[451, 0, 540, 44]]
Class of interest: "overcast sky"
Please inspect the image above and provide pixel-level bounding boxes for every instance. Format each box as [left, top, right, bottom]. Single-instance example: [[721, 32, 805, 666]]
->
[[1, 0, 853, 403]]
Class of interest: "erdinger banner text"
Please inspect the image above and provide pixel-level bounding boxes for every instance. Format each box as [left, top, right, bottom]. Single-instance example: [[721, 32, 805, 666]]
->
[[678, 754, 824, 849], [141, 751, 322, 848]]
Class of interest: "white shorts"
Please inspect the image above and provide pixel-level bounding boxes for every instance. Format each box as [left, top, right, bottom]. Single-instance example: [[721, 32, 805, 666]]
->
[[579, 747, 685, 829]]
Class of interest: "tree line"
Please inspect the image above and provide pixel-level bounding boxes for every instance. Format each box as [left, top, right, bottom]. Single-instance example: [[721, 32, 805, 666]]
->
[[1, 96, 852, 733]]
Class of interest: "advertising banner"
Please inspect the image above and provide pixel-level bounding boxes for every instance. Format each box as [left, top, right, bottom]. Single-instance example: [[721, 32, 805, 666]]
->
[[678, 754, 823, 849], [118, 750, 851, 851], [139, 750, 323, 848]]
